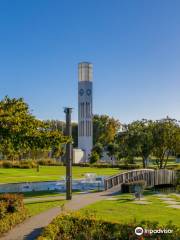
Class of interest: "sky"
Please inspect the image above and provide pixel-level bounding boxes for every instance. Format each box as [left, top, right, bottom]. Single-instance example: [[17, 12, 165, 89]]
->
[[0, 0, 180, 123]]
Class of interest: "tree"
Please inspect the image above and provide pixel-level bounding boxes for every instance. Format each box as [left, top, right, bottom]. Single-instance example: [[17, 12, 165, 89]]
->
[[89, 151, 99, 164], [106, 142, 119, 162], [92, 143, 104, 159], [0, 96, 42, 159], [126, 120, 154, 168], [0, 96, 69, 160], [93, 114, 121, 146], [116, 126, 140, 164], [44, 120, 78, 147], [152, 117, 180, 169]]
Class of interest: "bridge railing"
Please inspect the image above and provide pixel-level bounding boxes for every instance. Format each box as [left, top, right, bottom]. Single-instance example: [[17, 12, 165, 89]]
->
[[104, 169, 176, 191]]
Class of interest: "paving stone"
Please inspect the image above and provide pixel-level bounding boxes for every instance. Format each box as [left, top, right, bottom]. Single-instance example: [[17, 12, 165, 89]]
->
[[166, 205, 180, 209], [163, 200, 179, 205], [158, 197, 173, 201], [155, 194, 168, 197]]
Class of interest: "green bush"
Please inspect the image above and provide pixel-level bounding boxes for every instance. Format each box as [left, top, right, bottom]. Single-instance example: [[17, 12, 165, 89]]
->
[[38, 212, 180, 240], [118, 164, 141, 170], [38, 159, 63, 166], [73, 163, 142, 169], [72, 163, 90, 167]]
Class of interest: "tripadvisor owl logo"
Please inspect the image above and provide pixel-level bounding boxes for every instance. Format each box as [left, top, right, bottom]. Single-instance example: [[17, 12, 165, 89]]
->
[[135, 226, 144, 236]]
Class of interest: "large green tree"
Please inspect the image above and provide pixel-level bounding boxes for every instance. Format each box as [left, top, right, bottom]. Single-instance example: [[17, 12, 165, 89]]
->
[[152, 117, 180, 168], [0, 96, 41, 159], [125, 120, 154, 168], [0, 96, 68, 160], [93, 114, 121, 146], [106, 142, 119, 163], [44, 120, 78, 147]]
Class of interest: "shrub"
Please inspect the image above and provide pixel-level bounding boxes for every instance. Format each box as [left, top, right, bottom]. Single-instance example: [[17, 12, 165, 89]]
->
[[0, 160, 37, 169], [72, 163, 90, 167], [73, 163, 142, 169], [38, 159, 63, 166], [0, 209, 28, 234], [2, 161, 13, 168], [19, 160, 36, 169], [0, 193, 23, 213], [0, 201, 7, 219], [0, 193, 28, 234], [118, 164, 141, 170], [38, 212, 180, 240], [89, 151, 100, 164]]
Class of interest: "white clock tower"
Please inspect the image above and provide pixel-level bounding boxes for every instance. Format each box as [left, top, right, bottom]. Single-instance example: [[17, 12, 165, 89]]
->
[[78, 62, 93, 161]]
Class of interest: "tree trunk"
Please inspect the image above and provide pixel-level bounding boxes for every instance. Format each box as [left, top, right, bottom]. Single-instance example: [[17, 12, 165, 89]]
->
[[142, 158, 146, 168], [163, 153, 169, 169]]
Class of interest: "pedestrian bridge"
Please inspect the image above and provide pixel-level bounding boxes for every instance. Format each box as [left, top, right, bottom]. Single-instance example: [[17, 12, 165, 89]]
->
[[104, 169, 176, 191]]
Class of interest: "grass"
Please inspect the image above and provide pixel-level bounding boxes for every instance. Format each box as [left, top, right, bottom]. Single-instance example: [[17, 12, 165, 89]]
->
[[0, 166, 122, 183], [80, 191, 180, 226], [22, 190, 65, 198], [22, 189, 85, 198], [25, 199, 65, 216]]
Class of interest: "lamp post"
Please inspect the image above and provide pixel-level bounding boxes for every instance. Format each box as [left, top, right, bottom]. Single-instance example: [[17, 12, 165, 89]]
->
[[64, 107, 73, 200]]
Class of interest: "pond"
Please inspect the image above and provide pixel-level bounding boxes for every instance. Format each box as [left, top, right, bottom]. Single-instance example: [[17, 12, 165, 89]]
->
[[0, 176, 105, 193]]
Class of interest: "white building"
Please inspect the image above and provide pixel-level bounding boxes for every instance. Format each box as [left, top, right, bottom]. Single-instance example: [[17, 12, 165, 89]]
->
[[77, 62, 93, 162]]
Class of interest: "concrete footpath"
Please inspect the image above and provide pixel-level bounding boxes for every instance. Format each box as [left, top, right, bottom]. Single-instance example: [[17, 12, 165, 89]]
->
[[0, 189, 118, 240]]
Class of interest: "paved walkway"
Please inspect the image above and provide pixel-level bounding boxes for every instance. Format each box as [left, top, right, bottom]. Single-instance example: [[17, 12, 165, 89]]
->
[[0, 189, 118, 240]]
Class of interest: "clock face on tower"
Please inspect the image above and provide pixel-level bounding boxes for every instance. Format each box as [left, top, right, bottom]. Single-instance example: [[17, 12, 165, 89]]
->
[[79, 89, 84, 96], [86, 89, 91, 96]]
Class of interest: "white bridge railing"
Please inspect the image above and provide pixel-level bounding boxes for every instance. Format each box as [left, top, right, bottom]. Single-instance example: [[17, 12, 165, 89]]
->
[[104, 169, 176, 191]]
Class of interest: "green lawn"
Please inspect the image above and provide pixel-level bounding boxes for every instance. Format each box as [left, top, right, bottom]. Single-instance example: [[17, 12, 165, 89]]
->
[[0, 166, 122, 183], [22, 189, 85, 198], [80, 191, 180, 226], [22, 190, 65, 198], [25, 199, 65, 216]]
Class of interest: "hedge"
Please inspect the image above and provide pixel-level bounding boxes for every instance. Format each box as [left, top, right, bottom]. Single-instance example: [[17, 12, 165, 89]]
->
[[0, 160, 37, 169], [37, 212, 180, 240], [73, 163, 142, 169], [38, 159, 63, 166], [0, 194, 28, 235]]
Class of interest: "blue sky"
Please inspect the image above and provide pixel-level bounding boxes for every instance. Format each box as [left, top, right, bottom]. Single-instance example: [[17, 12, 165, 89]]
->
[[0, 0, 180, 123]]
